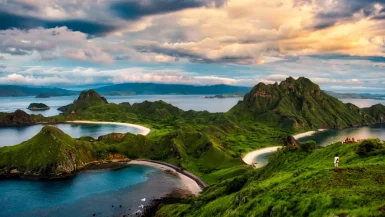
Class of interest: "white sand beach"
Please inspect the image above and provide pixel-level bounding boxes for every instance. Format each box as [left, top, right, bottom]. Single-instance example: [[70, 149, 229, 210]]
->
[[128, 160, 202, 195], [242, 146, 282, 166], [293, 129, 327, 139], [66, 121, 151, 136], [242, 129, 328, 167]]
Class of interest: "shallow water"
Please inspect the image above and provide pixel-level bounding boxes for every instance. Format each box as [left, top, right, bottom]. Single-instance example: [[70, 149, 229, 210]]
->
[[0, 123, 141, 147], [0, 165, 183, 217], [252, 151, 276, 167]]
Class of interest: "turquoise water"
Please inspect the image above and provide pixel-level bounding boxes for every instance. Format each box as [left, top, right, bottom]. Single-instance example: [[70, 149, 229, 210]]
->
[[252, 151, 276, 167], [0, 95, 243, 116], [0, 165, 182, 217], [0, 123, 141, 147], [298, 123, 385, 146]]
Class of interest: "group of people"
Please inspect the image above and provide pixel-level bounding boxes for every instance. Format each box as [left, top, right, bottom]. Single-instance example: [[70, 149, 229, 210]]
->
[[342, 137, 361, 144]]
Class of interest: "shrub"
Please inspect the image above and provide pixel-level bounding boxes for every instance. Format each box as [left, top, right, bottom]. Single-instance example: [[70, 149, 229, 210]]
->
[[356, 139, 384, 156], [300, 140, 316, 152]]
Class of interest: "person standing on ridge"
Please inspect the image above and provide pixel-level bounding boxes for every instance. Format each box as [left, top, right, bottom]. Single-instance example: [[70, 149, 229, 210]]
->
[[334, 154, 339, 168]]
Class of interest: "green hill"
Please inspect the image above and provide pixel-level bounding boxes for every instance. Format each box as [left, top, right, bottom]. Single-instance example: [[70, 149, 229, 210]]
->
[[27, 103, 50, 111], [363, 104, 385, 123], [58, 89, 108, 113], [229, 77, 374, 132], [0, 126, 96, 177], [157, 139, 385, 217]]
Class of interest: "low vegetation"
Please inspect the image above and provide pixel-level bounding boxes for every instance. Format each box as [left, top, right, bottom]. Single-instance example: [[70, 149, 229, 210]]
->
[[157, 140, 385, 217]]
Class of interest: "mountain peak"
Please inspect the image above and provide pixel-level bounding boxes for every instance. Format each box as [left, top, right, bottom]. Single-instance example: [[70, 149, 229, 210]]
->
[[229, 77, 373, 131], [77, 90, 108, 104], [58, 90, 108, 113]]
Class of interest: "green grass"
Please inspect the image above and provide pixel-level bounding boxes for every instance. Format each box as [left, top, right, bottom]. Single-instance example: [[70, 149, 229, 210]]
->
[[157, 140, 385, 217]]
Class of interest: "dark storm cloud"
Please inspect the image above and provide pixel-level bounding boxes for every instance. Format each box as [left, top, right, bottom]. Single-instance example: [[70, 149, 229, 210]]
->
[[110, 0, 226, 20], [0, 11, 119, 36], [302, 0, 385, 30], [309, 54, 385, 63]]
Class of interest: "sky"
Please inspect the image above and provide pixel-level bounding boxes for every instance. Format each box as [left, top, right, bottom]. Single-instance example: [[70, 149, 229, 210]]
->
[[0, 0, 385, 93]]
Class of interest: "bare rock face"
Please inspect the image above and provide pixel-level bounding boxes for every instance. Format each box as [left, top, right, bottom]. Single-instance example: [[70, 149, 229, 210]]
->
[[283, 136, 300, 148]]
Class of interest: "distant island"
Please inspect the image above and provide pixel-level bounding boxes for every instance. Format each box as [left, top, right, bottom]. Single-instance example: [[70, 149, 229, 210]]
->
[[201, 94, 243, 99], [94, 83, 251, 95], [0, 85, 77, 97], [27, 103, 50, 111], [326, 91, 385, 100], [35, 93, 51, 98]]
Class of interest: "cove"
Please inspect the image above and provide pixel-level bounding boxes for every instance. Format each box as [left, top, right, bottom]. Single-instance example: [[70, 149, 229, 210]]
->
[[0, 165, 183, 217], [248, 123, 385, 167], [0, 123, 142, 147], [297, 123, 385, 146]]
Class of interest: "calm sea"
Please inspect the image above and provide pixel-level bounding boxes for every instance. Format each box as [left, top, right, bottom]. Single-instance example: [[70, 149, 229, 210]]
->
[[0, 95, 243, 116], [0, 165, 183, 217]]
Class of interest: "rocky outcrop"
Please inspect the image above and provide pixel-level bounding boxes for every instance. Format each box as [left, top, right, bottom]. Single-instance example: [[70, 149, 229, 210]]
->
[[283, 136, 300, 149], [0, 110, 37, 125]]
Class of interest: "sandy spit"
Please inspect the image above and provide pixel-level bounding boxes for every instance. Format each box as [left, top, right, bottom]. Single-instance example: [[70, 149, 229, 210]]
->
[[66, 120, 151, 136], [128, 160, 202, 195], [293, 129, 327, 140], [242, 146, 282, 166]]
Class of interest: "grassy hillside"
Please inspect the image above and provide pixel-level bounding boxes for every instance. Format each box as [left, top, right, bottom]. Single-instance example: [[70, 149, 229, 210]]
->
[[363, 104, 385, 122], [0, 126, 96, 177], [157, 139, 385, 217], [229, 77, 375, 132]]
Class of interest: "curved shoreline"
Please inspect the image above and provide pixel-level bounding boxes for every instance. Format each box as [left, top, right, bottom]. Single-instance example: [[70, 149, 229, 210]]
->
[[128, 160, 205, 195], [293, 129, 327, 140], [242, 146, 282, 166], [242, 129, 327, 166], [66, 120, 151, 136]]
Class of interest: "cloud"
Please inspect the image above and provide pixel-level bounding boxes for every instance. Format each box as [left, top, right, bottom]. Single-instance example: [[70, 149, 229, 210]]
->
[[110, 0, 227, 20], [0, 73, 71, 85], [300, 0, 385, 30], [0, 11, 120, 36], [0, 66, 240, 86], [0, 27, 114, 64]]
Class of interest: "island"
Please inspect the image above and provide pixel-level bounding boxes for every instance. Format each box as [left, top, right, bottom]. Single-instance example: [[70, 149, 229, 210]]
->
[[35, 93, 51, 98], [27, 103, 50, 111], [1, 78, 385, 217], [200, 94, 243, 99]]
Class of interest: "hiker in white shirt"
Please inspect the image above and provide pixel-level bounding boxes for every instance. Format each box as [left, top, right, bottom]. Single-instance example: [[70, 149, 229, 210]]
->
[[334, 154, 339, 168]]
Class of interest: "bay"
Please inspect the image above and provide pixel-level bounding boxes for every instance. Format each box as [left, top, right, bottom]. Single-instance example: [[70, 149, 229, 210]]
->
[[0, 165, 183, 217]]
